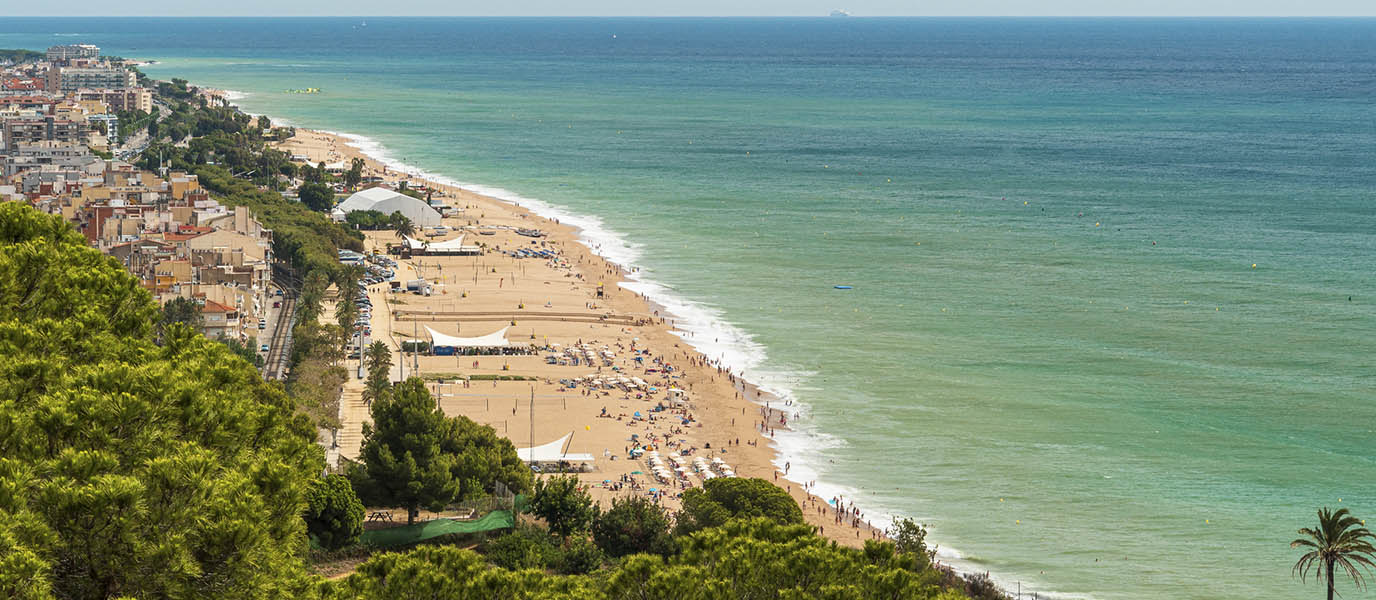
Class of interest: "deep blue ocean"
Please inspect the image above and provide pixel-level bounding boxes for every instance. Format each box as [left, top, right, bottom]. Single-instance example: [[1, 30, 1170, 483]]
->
[[4, 17, 1374, 599]]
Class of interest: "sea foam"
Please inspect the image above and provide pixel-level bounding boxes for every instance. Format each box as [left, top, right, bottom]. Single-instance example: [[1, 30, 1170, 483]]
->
[[316, 127, 1062, 600]]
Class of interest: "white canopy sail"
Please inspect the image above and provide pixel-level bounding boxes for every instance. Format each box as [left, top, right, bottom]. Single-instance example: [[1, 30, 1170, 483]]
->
[[517, 432, 595, 463], [426, 326, 510, 348], [425, 234, 465, 251]]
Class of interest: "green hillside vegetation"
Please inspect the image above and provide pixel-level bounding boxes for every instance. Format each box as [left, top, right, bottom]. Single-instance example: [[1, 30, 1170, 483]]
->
[[0, 84, 1000, 599], [0, 203, 324, 599], [0, 49, 43, 63], [329, 519, 969, 600], [136, 97, 362, 276]]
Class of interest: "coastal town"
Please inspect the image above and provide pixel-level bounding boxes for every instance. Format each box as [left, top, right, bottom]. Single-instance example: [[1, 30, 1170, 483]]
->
[[1, 42, 903, 567], [2, 45, 285, 348], [4, 14, 1373, 600]]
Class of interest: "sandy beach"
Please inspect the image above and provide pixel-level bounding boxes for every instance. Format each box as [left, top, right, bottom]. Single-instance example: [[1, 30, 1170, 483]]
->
[[276, 128, 886, 547]]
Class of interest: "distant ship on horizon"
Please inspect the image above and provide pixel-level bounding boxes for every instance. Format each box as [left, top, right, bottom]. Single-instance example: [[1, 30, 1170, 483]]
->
[[829, 9, 851, 17]]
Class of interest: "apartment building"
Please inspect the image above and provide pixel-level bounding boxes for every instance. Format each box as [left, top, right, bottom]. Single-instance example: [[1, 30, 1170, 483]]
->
[[1, 115, 88, 151], [46, 66, 136, 94], [46, 44, 101, 63], [76, 88, 153, 113]]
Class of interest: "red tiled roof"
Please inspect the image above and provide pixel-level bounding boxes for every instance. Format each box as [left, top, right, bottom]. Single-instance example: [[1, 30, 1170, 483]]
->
[[199, 300, 236, 314]]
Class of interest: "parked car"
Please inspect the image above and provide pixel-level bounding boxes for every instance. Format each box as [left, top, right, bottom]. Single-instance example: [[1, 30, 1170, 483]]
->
[[259, 344, 269, 352], [273, 301, 281, 308]]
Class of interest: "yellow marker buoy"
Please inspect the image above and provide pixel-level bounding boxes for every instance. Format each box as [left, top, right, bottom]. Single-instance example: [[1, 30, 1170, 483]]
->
[[1206, 519, 1210, 524], [1024, 201, 1028, 205], [1252, 263, 1257, 269], [887, 178, 892, 182], [1095, 222, 1101, 227], [1016, 520, 1021, 524]]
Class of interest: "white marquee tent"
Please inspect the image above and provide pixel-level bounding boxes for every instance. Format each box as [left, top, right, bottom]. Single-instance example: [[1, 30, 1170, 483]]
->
[[516, 433, 595, 463], [331, 186, 442, 227]]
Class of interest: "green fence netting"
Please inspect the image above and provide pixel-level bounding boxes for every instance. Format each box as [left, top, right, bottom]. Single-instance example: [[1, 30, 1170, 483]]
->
[[358, 509, 515, 548]]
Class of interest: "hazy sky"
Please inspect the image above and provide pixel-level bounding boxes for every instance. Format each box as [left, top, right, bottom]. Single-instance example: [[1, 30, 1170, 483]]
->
[[9, 0, 1376, 16]]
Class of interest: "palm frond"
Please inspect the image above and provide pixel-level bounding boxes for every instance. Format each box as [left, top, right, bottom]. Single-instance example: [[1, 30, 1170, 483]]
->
[[1291, 507, 1376, 591]]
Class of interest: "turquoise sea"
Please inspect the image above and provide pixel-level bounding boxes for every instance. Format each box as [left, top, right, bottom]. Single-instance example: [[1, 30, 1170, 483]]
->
[[5, 17, 1374, 599]]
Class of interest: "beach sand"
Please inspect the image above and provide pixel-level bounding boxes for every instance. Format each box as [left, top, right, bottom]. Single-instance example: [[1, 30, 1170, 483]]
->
[[278, 129, 886, 548]]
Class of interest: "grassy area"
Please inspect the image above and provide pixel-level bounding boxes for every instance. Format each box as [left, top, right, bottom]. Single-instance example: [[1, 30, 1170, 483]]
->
[[421, 373, 537, 382]]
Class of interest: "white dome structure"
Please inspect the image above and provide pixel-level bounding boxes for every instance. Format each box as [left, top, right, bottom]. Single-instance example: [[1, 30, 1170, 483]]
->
[[331, 187, 442, 227]]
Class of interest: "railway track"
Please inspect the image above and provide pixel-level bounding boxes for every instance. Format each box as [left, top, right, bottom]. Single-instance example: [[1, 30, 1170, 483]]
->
[[262, 290, 297, 381]]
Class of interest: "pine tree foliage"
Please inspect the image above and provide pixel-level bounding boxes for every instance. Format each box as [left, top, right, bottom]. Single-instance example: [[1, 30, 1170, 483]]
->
[[0, 203, 324, 600]]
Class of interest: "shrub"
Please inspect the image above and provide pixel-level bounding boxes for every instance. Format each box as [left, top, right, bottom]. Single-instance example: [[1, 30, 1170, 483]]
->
[[592, 495, 675, 558], [483, 524, 559, 570], [529, 475, 597, 537], [675, 477, 802, 535], [298, 182, 335, 212], [556, 535, 606, 575], [305, 474, 365, 550]]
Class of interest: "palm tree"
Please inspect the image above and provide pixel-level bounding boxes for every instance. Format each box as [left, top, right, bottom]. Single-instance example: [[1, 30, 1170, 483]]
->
[[365, 341, 392, 375], [393, 215, 415, 241], [362, 341, 393, 406], [1293, 507, 1376, 600]]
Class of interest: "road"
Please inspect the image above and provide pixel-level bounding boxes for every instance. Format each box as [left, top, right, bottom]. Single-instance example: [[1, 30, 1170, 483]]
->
[[114, 100, 171, 162]]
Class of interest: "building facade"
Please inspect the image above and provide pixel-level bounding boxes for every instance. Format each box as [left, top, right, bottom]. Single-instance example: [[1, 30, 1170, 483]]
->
[[46, 66, 136, 94], [1, 116, 88, 151], [46, 44, 100, 63], [75, 88, 152, 113]]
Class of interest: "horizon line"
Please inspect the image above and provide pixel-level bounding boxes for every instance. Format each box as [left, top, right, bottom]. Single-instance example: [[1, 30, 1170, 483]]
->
[[10, 14, 1376, 18]]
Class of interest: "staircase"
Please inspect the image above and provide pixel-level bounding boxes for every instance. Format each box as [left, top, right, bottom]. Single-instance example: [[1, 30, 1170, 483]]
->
[[332, 382, 371, 467]]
